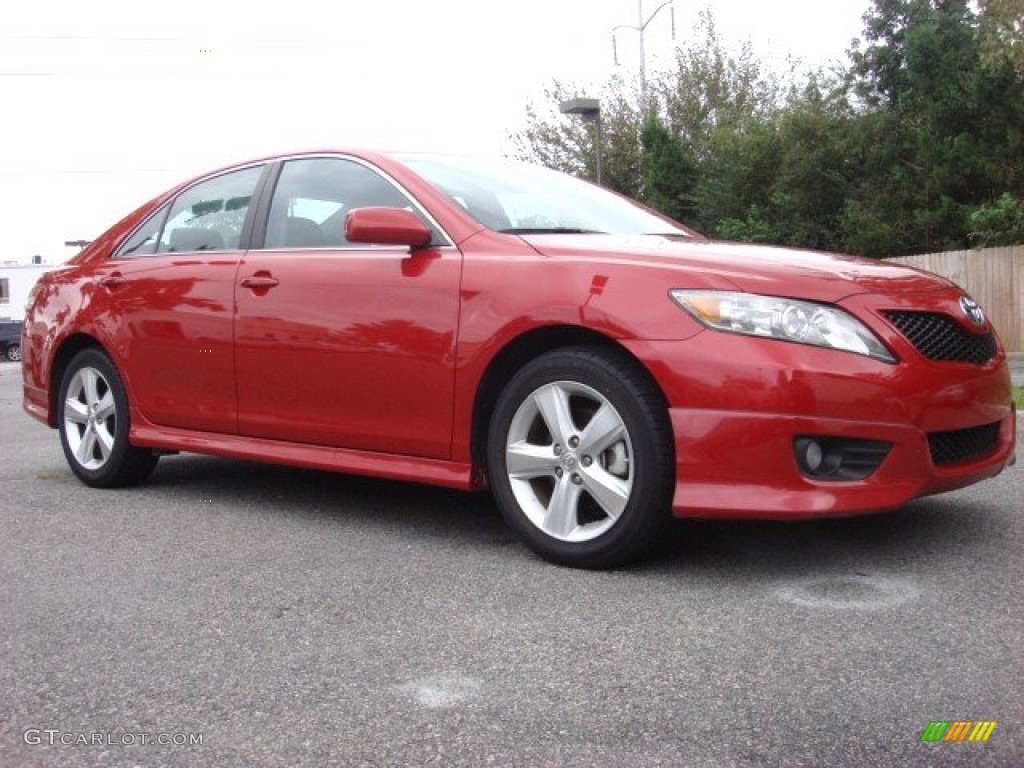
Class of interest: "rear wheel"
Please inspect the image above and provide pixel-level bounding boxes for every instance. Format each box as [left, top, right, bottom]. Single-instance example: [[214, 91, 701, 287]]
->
[[58, 348, 158, 488], [487, 346, 674, 569], [5, 344, 19, 362]]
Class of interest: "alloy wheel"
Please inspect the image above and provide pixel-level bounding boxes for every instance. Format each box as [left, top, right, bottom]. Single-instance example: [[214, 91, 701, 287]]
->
[[62, 366, 118, 471], [504, 380, 634, 543]]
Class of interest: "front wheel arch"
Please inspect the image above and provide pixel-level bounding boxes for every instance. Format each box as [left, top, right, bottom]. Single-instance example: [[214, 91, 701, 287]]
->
[[470, 325, 669, 484]]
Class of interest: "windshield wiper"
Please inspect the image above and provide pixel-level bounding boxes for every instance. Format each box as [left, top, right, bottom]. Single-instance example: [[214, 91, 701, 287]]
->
[[498, 227, 607, 235]]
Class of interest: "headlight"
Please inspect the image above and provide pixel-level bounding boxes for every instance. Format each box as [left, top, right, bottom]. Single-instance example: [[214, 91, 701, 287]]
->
[[670, 290, 895, 363]]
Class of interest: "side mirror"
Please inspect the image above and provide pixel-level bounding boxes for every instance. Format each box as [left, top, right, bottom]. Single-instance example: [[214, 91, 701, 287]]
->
[[344, 207, 432, 250]]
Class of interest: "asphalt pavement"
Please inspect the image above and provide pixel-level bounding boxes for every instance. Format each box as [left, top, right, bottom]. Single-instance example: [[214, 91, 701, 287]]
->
[[1, 360, 1021, 767]]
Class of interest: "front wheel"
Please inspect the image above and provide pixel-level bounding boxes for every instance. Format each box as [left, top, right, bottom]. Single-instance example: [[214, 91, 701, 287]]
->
[[487, 346, 674, 569], [5, 344, 19, 362], [57, 348, 158, 488]]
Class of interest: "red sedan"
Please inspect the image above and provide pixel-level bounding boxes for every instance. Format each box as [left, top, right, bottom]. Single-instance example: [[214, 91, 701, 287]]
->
[[21, 151, 1017, 568]]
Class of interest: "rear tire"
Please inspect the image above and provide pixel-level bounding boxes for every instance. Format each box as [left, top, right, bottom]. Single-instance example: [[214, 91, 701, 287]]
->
[[5, 344, 19, 362], [57, 348, 158, 488], [487, 346, 674, 569]]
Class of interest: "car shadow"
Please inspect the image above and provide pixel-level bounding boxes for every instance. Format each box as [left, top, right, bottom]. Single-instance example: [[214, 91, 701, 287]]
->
[[145, 452, 515, 545], [639, 497, 999, 578], [143, 453, 999, 576]]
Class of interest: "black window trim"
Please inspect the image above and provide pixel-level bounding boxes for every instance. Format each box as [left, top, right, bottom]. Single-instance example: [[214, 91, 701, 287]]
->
[[248, 153, 455, 252], [113, 202, 172, 260]]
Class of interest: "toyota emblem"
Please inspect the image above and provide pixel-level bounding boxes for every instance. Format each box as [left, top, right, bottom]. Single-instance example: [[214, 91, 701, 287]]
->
[[959, 296, 986, 327]]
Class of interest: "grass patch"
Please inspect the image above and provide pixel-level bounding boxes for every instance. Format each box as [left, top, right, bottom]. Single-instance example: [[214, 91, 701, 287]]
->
[[1013, 385, 1024, 409]]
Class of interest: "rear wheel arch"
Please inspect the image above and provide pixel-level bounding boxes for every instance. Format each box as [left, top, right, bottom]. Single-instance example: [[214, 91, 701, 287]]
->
[[56, 347, 158, 487], [49, 334, 110, 427], [470, 325, 670, 482]]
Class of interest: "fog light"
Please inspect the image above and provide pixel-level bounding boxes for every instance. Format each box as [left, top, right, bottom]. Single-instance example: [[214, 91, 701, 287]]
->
[[793, 436, 893, 481], [804, 440, 824, 472]]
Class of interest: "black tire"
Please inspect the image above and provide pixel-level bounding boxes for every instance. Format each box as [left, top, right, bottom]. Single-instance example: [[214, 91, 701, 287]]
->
[[57, 348, 158, 488], [6, 344, 20, 362], [487, 346, 674, 569]]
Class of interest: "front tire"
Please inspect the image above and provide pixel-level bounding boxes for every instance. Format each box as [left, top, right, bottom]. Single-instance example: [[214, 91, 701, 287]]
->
[[57, 348, 158, 488], [487, 346, 674, 569]]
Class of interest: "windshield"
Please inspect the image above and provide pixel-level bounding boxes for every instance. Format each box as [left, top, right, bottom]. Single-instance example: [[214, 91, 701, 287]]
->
[[394, 153, 692, 237]]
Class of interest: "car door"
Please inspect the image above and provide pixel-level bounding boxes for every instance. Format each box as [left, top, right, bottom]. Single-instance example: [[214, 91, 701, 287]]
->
[[94, 164, 265, 434], [234, 156, 461, 459]]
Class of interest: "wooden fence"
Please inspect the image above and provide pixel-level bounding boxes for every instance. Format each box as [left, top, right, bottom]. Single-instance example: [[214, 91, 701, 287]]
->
[[887, 245, 1023, 354]]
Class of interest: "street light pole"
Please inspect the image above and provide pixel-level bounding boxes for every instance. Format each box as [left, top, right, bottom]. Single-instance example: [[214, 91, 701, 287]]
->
[[612, 0, 675, 109]]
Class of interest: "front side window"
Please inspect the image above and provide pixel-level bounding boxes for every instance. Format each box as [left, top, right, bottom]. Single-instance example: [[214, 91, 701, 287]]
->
[[156, 165, 263, 253], [264, 158, 432, 249]]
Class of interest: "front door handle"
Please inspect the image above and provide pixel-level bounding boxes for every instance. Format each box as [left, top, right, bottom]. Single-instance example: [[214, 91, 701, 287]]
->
[[98, 273, 127, 289]]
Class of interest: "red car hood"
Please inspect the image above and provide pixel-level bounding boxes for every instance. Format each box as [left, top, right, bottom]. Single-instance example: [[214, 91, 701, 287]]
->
[[519, 235, 952, 302]]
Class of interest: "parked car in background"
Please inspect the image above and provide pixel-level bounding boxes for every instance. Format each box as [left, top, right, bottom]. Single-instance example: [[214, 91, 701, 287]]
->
[[19, 150, 1018, 568], [1, 320, 22, 362]]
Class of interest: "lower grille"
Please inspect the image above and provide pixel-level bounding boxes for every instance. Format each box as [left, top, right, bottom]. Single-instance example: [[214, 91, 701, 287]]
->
[[928, 422, 1001, 466], [882, 311, 997, 364]]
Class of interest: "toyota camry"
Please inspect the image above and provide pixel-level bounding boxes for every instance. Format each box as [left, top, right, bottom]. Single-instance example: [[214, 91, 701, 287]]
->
[[21, 150, 1017, 567]]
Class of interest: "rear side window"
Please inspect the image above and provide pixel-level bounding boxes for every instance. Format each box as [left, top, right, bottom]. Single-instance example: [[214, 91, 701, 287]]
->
[[116, 204, 170, 258], [157, 165, 263, 253]]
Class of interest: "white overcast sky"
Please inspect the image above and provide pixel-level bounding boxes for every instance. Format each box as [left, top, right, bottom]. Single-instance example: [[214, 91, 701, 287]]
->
[[1, 0, 870, 263]]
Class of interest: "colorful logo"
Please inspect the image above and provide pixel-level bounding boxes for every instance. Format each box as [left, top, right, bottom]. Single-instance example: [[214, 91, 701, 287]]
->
[[920, 720, 997, 742]]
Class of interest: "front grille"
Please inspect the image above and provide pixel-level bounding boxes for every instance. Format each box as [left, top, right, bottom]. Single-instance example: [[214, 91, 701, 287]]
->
[[882, 311, 997, 364], [928, 422, 1001, 466]]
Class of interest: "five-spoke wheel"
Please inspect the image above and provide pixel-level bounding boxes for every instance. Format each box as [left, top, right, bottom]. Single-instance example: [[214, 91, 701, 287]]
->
[[488, 346, 674, 569], [63, 365, 118, 471], [505, 380, 633, 543], [58, 349, 158, 487]]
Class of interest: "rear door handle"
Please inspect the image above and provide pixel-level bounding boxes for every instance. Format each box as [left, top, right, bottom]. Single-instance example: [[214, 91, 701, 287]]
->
[[240, 274, 280, 289]]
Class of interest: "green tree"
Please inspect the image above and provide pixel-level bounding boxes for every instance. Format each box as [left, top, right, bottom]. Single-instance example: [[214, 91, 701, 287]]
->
[[511, 0, 1024, 256], [639, 113, 698, 222], [842, 0, 1024, 255], [969, 194, 1024, 247], [768, 79, 853, 251], [512, 11, 776, 210], [654, 11, 784, 164], [512, 78, 642, 198], [978, 0, 1024, 73]]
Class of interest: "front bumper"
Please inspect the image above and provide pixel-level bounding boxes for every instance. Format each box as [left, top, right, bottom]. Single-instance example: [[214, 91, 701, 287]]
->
[[666, 406, 1015, 518], [623, 287, 1017, 519]]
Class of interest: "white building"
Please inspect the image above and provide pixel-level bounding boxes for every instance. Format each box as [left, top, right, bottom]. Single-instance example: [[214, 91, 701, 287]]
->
[[0, 263, 59, 322]]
